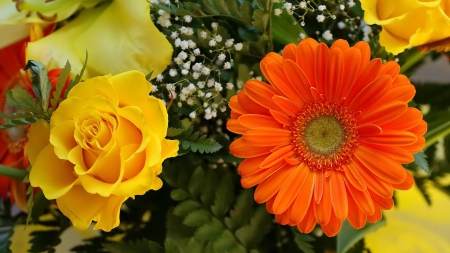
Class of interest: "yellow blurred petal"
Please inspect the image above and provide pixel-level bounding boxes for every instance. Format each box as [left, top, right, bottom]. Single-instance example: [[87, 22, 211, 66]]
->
[[29, 145, 78, 199], [0, 0, 106, 24], [26, 119, 50, 165], [110, 70, 152, 109], [144, 96, 169, 140], [56, 186, 127, 231], [26, 0, 173, 78], [365, 183, 450, 252], [0, 23, 29, 48]]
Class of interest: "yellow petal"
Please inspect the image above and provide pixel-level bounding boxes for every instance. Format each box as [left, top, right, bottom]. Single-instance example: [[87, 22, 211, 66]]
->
[[26, 0, 173, 79], [0, 0, 106, 24], [26, 119, 50, 165], [365, 183, 450, 252], [117, 106, 150, 154], [110, 70, 152, 109], [50, 120, 77, 160], [144, 96, 169, 140], [67, 75, 117, 105], [29, 144, 78, 199], [0, 24, 29, 48], [56, 186, 127, 231]]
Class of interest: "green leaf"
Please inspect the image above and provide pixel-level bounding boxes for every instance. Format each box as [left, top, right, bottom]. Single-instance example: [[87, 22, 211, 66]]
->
[[173, 200, 202, 216], [227, 0, 242, 18], [0, 117, 37, 130], [251, 9, 270, 32], [186, 238, 202, 253], [171, 189, 190, 201], [24, 60, 51, 111], [200, 169, 219, 206], [188, 166, 206, 197], [164, 239, 180, 253], [337, 219, 386, 253], [424, 111, 450, 148], [177, 127, 222, 154], [184, 209, 212, 227], [5, 89, 42, 116], [50, 60, 71, 109], [235, 206, 272, 248], [168, 127, 188, 137], [271, 3, 307, 44], [194, 218, 224, 241], [65, 51, 88, 98], [197, 0, 220, 15], [30, 189, 51, 224], [210, 0, 230, 15], [211, 172, 234, 217], [292, 229, 315, 253], [224, 189, 254, 230], [414, 152, 430, 174], [241, 1, 254, 25], [213, 230, 243, 253]]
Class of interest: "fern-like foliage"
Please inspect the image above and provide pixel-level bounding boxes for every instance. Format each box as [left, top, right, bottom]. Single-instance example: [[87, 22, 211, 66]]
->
[[162, 163, 272, 253], [175, 127, 222, 154]]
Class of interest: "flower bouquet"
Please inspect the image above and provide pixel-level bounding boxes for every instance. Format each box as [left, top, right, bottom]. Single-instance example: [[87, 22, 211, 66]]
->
[[0, 0, 449, 252]]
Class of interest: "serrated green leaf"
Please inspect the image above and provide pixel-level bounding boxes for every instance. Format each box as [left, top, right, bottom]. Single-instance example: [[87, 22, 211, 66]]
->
[[148, 241, 164, 253], [171, 189, 190, 201], [227, 0, 242, 18], [213, 230, 242, 253], [194, 218, 224, 241], [235, 206, 272, 248], [337, 219, 386, 253], [184, 209, 212, 227], [177, 127, 222, 154], [251, 9, 270, 32], [241, 1, 254, 25], [30, 189, 51, 223], [164, 239, 180, 253], [414, 152, 429, 174], [50, 60, 71, 109], [24, 60, 51, 111], [6, 89, 42, 115], [186, 238, 202, 253], [211, 172, 234, 217], [188, 166, 206, 197], [173, 200, 202, 216], [65, 51, 88, 98], [168, 127, 188, 137], [200, 169, 219, 206], [292, 229, 315, 253], [224, 189, 254, 230], [211, 0, 230, 14], [198, 0, 219, 15]]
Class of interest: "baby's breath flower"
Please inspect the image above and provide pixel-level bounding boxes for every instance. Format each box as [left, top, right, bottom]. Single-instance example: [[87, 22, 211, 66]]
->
[[193, 48, 201, 55], [318, 5, 326, 11], [225, 39, 234, 47], [234, 43, 243, 51], [184, 15, 192, 23], [211, 22, 218, 29], [180, 40, 189, 50], [284, 2, 292, 10], [338, 21, 346, 29], [189, 111, 196, 118], [197, 81, 205, 89], [156, 74, 164, 82], [209, 39, 217, 47], [274, 8, 282, 16], [348, 0, 355, 8], [187, 98, 194, 105], [188, 40, 196, 48], [223, 62, 231, 69], [181, 69, 189, 75], [322, 30, 333, 41], [340, 4, 345, 10], [201, 67, 211, 75], [218, 53, 226, 61], [169, 69, 177, 77], [170, 31, 179, 39], [299, 1, 307, 9], [178, 51, 188, 60], [215, 35, 222, 42], [174, 38, 181, 47], [200, 31, 208, 39], [317, 14, 325, 22], [151, 85, 158, 92], [214, 82, 223, 91]]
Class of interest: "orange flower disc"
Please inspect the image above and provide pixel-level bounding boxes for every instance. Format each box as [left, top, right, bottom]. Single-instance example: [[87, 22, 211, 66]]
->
[[227, 38, 426, 237]]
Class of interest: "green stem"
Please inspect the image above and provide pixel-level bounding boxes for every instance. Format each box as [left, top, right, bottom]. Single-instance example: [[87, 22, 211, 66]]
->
[[267, 0, 274, 52], [0, 164, 28, 181], [400, 50, 428, 74]]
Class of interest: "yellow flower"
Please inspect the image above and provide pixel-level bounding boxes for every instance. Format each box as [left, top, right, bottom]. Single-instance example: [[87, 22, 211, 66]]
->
[[0, 0, 106, 23], [26, 71, 179, 231], [26, 0, 173, 79], [361, 0, 450, 54]]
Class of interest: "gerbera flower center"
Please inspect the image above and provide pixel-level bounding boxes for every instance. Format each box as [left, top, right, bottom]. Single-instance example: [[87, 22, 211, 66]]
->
[[291, 101, 359, 171]]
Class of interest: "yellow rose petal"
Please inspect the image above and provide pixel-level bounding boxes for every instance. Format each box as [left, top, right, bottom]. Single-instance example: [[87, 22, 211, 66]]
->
[[144, 96, 169, 140], [29, 145, 78, 199], [117, 107, 150, 153], [67, 75, 118, 105], [110, 70, 152, 109], [26, 119, 50, 165], [56, 186, 127, 232], [50, 120, 77, 160]]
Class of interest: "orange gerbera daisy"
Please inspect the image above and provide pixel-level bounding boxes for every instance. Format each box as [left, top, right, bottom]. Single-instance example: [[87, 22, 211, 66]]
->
[[227, 38, 426, 237]]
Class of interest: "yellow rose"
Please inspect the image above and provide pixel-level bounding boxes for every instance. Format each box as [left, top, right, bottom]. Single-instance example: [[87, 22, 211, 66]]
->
[[26, 70, 179, 231], [361, 0, 450, 54]]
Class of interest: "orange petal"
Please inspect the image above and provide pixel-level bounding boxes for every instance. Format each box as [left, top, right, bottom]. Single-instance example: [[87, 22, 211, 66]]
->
[[354, 146, 407, 184], [354, 41, 371, 74], [314, 43, 329, 94], [226, 118, 249, 134], [321, 209, 342, 237], [325, 47, 344, 102], [314, 178, 332, 225], [270, 109, 292, 126], [344, 177, 375, 215], [284, 170, 314, 222], [347, 190, 367, 229], [297, 201, 316, 233], [261, 52, 283, 85], [238, 91, 270, 115], [382, 107, 423, 130], [254, 165, 296, 203], [330, 39, 349, 51], [377, 84, 415, 104], [238, 114, 282, 129], [283, 59, 314, 103], [366, 204, 382, 223], [357, 124, 382, 136], [273, 163, 309, 214], [314, 171, 324, 203], [347, 58, 382, 101], [282, 43, 297, 61], [240, 161, 287, 188], [265, 195, 276, 213], [229, 138, 272, 158], [392, 170, 415, 190], [261, 145, 294, 168], [272, 95, 302, 117], [329, 171, 348, 221], [296, 42, 316, 87], [361, 130, 418, 146], [344, 163, 366, 191], [339, 48, 361, 99], [266, 63, 305, 106], [358, 101, 407, 126], [238, 155, 267, 177], [352, 159, 394, 198], [378, 61, 400, 79], [368, 189, 394, 210], [360, 143, 414, 164], [275, 211, 290, 225], [348, 75, 392, 112], [409, 121, 427, 136], [242, 128, 291, 147], [244, 79, 280, 110]]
